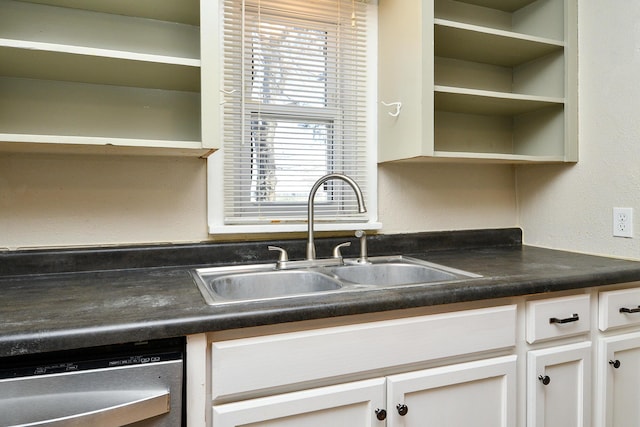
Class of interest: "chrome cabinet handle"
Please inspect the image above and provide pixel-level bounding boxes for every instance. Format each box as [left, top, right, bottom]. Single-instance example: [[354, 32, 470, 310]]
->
[[397, 404, 408, 416], [549, 313, 579, 324], [609, 359, 621, 369], [620, 306, 640, 314]]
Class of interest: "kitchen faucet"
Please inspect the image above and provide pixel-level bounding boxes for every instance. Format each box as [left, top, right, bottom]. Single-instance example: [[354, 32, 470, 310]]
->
[[307, 173, 367, 260]]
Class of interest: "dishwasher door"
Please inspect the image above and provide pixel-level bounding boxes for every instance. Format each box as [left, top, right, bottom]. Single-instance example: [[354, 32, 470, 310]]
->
[[0, 338, 183, 427]]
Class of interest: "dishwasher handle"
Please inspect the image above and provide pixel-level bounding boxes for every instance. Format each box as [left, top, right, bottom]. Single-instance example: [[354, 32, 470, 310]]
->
[[5, 389, 170, 427]]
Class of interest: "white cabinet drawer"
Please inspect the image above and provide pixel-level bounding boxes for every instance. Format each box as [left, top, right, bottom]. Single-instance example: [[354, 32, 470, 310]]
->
[[599, 287, 640, 331], [211, 305, 516, 401], [526, 294, 590, 344]]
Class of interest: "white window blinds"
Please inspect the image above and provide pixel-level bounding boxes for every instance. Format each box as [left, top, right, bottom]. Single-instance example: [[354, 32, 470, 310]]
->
[[219, 0, 372, 227]]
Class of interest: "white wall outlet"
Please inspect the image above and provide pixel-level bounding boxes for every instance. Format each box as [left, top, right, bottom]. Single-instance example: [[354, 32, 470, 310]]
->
[[613, 207, 633, 238]]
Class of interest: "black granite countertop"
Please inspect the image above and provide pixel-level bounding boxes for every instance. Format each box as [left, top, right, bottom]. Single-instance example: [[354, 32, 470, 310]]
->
[[3, 228, 640, 358]]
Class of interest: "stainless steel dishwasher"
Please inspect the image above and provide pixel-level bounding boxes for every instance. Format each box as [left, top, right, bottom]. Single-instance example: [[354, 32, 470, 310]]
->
[[0, 337, 184, 427]]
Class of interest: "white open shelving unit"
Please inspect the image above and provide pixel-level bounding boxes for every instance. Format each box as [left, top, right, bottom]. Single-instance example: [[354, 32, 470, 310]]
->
[[0, 0, 217, 156], [378, 0, 577, 163]]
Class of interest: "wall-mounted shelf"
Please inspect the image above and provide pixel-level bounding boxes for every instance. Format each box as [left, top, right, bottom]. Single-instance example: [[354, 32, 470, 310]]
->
[[378, 0, 577, 163], [435, 86, 563, 116], [453, 0, 537, 13], [0, 0, 216, 156], [434, 19, 563, 67], [0, 42, 200, 91]]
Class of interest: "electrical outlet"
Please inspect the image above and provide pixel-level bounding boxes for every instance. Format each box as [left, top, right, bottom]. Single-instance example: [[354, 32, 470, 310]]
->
[[613, 207, 633, 238]]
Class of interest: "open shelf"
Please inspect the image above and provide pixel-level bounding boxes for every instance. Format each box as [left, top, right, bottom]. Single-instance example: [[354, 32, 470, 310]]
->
[[378, 0, 576, 164], [432, 152, 565, 163], [435, 86, 563, 116], [433, 106, 566, 159], [0, 0, 209, 155], [0, 0, 200, 59], [434, 19, 563, 67], [0, 43, 200, 91], [0, 138, 208, 157], [20, 0, 200, 25], [0, 77, 202, 149], [434, 0, 565, 40], [453, 0, 537, 13]]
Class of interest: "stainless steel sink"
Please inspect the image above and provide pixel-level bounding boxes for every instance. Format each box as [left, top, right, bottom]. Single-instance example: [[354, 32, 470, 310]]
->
[[192, 264, 343, 305], [329, 263, 456, 286], [328, 256, 481, 286], [192, 256, 480, 305]]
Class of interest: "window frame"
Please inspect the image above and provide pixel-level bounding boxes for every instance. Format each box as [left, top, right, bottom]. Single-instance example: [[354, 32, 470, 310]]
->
[[207, 0, 380, 235]]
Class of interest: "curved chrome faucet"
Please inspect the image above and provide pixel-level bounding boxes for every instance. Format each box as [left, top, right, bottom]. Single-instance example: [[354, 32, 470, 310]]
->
[[307, 174, 367, 260]]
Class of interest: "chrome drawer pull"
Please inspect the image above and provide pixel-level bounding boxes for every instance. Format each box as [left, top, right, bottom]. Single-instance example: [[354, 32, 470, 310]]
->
[[549, 313, 579, 324], [619, 306, 640, 314]]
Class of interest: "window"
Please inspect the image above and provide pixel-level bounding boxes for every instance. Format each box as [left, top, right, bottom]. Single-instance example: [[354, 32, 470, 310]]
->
[[208, 0, 379, 234]]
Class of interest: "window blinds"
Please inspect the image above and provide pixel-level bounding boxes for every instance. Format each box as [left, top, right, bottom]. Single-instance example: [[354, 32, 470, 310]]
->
[[221, 0, 370, 225]]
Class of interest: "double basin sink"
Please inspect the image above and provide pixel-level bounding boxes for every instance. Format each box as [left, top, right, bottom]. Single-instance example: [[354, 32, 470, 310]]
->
[[192, 256, 481, 305]]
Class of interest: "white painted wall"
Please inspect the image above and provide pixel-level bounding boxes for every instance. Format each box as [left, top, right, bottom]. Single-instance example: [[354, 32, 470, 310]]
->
[[517, 1, 640, 259]]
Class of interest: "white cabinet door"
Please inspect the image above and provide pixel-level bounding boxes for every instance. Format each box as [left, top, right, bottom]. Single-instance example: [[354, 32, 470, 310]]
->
[[386, 355, 516, 427], [212, 378, 385, 427], [527, 341, 591, 427], [598, 331, 640, 427]]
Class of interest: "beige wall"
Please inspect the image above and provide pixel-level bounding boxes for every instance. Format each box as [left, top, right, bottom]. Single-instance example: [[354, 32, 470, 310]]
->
[[11, 3, 634, 252], [0, 150, 518, 249], [517, 2, 640, 259], [0, 153, 209, 249], [379, 163, 516, 234]]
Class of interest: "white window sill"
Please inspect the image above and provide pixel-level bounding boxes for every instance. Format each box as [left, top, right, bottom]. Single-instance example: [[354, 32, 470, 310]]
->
[[209, 221, 382, 235]]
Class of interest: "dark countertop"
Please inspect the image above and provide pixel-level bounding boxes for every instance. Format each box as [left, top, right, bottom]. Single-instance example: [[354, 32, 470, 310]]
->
[[3, 228, 640, 358]]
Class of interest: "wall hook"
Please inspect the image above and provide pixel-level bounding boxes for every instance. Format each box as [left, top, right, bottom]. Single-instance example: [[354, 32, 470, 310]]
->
[[381, 101, 402, 117]]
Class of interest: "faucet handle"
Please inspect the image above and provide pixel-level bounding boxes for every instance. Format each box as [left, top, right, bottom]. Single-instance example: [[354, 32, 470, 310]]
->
[[332, 242, 351, 260], [268, 246, 289, 262]]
